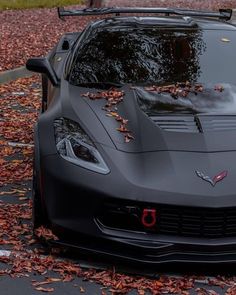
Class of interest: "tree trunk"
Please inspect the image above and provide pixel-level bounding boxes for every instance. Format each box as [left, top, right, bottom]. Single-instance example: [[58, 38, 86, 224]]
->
[[86, 0, 103, 7]]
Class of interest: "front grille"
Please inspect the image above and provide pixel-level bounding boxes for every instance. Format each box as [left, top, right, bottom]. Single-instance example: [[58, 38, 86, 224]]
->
[[98, 202, 236, 238], [150, 115, 236, 133]]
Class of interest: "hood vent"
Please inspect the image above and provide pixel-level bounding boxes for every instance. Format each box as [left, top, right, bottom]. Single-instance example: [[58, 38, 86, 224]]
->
[[200, 116, 236, 132], [150, 115, 236, 133], [150, 116, 199, 133]]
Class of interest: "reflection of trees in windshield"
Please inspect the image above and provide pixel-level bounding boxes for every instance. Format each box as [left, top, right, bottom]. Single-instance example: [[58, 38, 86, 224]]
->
[[156, 30, 206, 83], [70, 27, 206, 85]]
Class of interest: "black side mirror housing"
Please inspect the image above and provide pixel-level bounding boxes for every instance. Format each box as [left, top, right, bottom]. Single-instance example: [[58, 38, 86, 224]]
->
[[26, 57, 59, 86]]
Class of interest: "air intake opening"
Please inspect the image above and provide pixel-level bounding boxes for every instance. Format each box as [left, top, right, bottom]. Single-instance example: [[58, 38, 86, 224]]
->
[[62, 39, 70, 50]]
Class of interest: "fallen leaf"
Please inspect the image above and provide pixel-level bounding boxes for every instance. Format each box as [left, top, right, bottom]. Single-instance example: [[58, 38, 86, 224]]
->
[[35, 287, 54, 292]]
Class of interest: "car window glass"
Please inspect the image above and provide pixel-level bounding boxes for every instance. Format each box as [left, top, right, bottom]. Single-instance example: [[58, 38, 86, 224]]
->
[[69, 27, 236, 85]]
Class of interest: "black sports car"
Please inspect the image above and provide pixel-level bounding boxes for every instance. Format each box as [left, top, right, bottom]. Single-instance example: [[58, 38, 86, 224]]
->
[[26, 7, 236, 263]]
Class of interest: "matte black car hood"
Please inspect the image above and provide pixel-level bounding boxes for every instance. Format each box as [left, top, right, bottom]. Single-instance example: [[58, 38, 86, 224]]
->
[[70, 84, 236, 153]]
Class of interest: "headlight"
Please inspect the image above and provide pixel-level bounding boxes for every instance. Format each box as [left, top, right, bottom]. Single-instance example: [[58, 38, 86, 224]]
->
[[54, 118, 110, 174]]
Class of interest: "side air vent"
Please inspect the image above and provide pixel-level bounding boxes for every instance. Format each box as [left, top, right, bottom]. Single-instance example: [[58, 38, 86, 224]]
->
[[62, 39, 70, 50], [150, 115, 236, 133], [150, 116, 199, 133]]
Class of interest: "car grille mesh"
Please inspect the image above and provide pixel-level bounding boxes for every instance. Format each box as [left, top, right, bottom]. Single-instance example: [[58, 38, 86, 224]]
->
[[150, 115, 236, 133], [98, 202, 236, 238], [158, 207, 236, 238]]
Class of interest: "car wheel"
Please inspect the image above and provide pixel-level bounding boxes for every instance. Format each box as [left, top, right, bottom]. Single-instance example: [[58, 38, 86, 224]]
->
[[32, 163, 48, 229]]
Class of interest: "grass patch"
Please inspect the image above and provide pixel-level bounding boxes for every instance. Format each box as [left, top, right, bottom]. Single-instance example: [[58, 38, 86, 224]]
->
[[0, 0, 84, 10]]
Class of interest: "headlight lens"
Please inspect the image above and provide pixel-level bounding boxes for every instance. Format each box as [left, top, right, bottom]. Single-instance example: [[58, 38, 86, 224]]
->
[[54, 118, 110, 174]]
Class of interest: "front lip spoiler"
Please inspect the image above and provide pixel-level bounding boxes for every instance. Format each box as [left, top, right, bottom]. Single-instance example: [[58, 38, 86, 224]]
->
[[47, 235, 236, 265]]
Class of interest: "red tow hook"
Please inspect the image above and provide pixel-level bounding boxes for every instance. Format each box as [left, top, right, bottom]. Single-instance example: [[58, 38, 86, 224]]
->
[[141, 208, 156, 228]]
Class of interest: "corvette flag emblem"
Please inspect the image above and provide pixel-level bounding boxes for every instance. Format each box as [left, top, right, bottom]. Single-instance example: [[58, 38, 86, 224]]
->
[[196, 170, 228, 186]]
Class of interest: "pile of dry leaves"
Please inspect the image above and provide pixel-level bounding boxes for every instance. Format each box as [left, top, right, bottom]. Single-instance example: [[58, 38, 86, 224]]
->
[[144, 82, 224, 99]]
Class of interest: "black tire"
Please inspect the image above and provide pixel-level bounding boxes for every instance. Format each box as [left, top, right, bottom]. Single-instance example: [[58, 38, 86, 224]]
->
[[32, 162, 48, 229]]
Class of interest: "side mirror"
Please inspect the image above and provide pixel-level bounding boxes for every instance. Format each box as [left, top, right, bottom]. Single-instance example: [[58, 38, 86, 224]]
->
[[26, 57, 59, 86]]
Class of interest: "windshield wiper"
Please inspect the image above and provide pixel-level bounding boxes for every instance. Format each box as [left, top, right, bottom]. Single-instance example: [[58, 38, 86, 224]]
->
[[76, 82, 123, 89]]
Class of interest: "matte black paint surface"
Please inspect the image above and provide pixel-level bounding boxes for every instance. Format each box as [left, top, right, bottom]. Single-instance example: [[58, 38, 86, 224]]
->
[[32, 16, 236, 263]]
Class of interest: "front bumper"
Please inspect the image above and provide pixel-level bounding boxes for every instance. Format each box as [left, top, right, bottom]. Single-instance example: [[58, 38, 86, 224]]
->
[[40, 153, 236, 264]]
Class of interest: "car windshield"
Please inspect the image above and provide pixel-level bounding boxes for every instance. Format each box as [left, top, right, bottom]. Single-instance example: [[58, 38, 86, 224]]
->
[[69, 26, 236, 86], [70, 24, 236, 114]]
